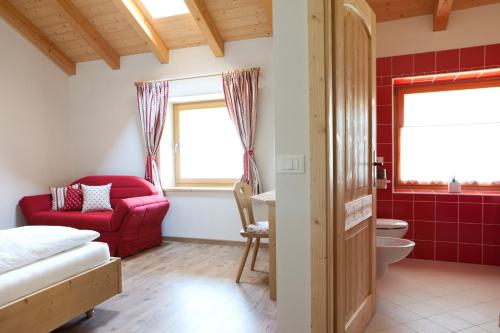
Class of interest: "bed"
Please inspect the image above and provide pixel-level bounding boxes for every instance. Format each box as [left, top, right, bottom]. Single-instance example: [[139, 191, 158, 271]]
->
[[0, 226, 122, 333]]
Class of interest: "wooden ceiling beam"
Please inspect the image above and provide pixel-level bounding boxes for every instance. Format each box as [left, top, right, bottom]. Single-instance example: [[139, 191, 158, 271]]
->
[[112, 0, 169, 63], [51, 0, 120, 69], [184, 0, 224, 57], [0, 0, 76, 75], [433, 0, 454, 31], [260, 0, 272, 29]]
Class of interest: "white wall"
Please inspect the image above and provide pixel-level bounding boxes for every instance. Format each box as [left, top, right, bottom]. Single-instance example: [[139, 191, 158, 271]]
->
[[273, 0, 310, 332], [0, 20, 72, 230], [377, 3, 500, 57], [68, 38, 273, 241]]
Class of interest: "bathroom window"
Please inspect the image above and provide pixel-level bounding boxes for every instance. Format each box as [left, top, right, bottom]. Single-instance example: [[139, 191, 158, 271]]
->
[[395, 79, 500, 190]]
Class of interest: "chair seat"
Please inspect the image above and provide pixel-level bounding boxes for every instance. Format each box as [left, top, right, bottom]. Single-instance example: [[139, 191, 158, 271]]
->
[[241, 221, 269, 237]]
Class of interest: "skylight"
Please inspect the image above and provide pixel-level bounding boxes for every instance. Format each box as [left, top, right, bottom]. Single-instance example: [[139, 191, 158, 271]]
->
[[141, 0, 189, 19]]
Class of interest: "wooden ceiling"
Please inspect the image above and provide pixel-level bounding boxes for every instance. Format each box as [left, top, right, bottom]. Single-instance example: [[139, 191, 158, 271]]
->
[[0, 0, 272, 74], [369, 0, 500, 24], [0, 0, 498, 75]]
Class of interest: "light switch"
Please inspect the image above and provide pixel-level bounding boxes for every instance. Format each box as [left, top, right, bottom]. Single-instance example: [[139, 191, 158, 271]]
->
[[284, 159, 294, 170], [277, 155, 305, 174]]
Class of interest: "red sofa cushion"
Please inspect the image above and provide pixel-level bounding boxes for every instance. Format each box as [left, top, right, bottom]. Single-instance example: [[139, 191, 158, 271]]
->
[[63, 187, 83, 211], [30, 211, 115, 232]]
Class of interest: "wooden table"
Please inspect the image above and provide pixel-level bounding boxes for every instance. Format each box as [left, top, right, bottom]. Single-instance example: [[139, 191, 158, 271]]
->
[[251, 190, 276, 300]]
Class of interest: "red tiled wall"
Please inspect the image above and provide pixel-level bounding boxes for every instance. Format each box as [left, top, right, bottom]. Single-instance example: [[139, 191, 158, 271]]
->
[[376, 44, 500, 266]]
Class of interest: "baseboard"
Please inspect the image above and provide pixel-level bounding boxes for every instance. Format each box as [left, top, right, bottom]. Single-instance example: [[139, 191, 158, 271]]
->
[[163, 236, 268, 247]]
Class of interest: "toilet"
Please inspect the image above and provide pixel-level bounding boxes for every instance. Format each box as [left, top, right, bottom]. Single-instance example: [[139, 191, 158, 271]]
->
[[375, 219, 415, 278], [376, 236, 415, 278]]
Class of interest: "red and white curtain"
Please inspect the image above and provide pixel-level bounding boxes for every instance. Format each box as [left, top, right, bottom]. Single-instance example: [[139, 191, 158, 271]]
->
[[222, 68, 262, 194], [135, 80, 169, 192]]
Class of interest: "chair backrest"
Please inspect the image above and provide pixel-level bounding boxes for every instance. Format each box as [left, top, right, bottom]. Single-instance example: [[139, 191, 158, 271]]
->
[[233, 181, 255, 231], [71, 175, 158, 208]]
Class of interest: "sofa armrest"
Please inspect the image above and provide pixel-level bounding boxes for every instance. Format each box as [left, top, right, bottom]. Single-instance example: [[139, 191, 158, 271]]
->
[[110, 195, 169, 230], [19, 194, 52, 221]]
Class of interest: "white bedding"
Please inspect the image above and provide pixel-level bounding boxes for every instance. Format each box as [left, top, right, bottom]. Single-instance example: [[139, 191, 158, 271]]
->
[[0, 226, 99, 274], [0, 242, 110, 307]]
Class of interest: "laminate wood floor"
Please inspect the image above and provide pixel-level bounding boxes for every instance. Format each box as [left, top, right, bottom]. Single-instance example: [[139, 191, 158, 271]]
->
[[54, 241, 276, 333]]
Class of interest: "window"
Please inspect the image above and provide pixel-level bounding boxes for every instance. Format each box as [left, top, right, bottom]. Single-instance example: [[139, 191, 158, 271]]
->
[[173, 100, 243, 187], [141, 0, 189, 19], [395, 80, 500, 189]]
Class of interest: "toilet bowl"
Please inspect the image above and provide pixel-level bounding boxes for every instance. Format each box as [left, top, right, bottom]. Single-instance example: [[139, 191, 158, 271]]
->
[[376, 236, 415, 278], [376, 218, 408, 238]]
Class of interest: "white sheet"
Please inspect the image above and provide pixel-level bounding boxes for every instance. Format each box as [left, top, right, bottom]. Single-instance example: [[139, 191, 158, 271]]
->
[[0, 242, 110, 307], [0, 226, 100, 274]]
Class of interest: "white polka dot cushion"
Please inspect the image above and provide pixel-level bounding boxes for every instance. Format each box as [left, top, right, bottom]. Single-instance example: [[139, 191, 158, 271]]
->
[[81, 184, 113, 212], [246, 221, 269, 234]]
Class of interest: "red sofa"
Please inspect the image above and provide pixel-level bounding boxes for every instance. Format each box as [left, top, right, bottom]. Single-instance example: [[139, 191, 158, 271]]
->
[[19, 176, 169, 257]]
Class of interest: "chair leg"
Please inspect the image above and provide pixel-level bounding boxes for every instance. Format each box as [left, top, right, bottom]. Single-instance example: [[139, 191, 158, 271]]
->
[[236, 238, 253, 283], [251, 237, 260, 271]]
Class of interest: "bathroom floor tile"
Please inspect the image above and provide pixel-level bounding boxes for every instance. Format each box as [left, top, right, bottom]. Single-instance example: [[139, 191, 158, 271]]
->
[[428, 313, 474, 331], [479, 321, 500, 333], [365, 259, 500, 333], [380, 292, 419, 306], [449, 308, 492, 325], [458, 327, 493, 333], [405, 318, 451, 332], [377, 297, 398, 311], [381, 307, 422, 323], [364, 326, 380, 333], [377, 325, 417, 333], [380, 292, 418, 306], [468, 299, 500, 319], [418, 284, 455, 297], [402, 302, 444, 317], [422, 291, 480, 310], [367, 313, 400, 330], [461, 287, 500, 302], [398, 287, 438, 301]]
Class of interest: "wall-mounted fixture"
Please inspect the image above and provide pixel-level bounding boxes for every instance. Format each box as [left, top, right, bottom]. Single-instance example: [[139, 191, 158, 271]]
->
[[277, 155, 305, 174], [375, 157, 390, 189]]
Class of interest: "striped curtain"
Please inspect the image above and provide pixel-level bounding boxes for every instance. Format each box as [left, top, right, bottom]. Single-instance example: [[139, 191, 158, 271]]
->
[[222, 68, 262, 194], [135, 80, 169, 192]]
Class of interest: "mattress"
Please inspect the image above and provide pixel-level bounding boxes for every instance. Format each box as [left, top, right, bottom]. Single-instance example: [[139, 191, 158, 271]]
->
[[0, 241, 110, 307]]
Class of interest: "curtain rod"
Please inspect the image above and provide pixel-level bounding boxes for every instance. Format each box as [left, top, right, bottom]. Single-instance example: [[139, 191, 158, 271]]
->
[[134, 67, 260, 85]]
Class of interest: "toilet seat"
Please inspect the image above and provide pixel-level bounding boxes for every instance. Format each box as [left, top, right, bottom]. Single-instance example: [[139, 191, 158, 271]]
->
[[377, 218, 408, 230]]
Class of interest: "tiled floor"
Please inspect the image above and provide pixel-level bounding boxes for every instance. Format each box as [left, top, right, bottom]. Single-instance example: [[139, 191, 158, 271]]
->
[[365, 259, 500, 333]]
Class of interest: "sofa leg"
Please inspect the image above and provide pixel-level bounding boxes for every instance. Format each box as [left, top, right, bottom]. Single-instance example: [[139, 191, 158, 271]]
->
[[85, 309, 95, 319]]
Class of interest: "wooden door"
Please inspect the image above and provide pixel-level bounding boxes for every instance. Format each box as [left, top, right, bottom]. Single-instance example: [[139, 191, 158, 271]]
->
[[331, 0, 377, 332]]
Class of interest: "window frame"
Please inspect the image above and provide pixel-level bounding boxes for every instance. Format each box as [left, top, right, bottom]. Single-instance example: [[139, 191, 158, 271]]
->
[[394, 79, 500, 191], [173, 100, 241, 187]]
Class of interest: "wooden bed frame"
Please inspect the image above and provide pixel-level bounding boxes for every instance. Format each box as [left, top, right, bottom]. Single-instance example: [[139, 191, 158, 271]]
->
[[0, 258, 122, 333]]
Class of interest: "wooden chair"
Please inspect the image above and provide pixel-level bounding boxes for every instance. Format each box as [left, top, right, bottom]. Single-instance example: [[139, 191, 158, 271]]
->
[[233, 181, 269, 283]]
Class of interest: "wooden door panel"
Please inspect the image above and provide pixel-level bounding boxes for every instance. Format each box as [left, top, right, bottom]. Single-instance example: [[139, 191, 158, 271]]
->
[[344, 220, 372, 332], [344, 4, 371, 204], [333, 0, 377, 332], [344, 195, 372, 231], [308, 0, 376, 330]]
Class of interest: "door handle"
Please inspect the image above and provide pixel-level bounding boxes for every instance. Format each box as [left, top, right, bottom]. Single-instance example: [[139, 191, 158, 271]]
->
[[373, 162, 384, 167]]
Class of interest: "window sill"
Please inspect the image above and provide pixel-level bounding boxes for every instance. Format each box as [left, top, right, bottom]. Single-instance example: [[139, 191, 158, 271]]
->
[[164, 187, 233, 193], [392, 189, 500, 196]]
